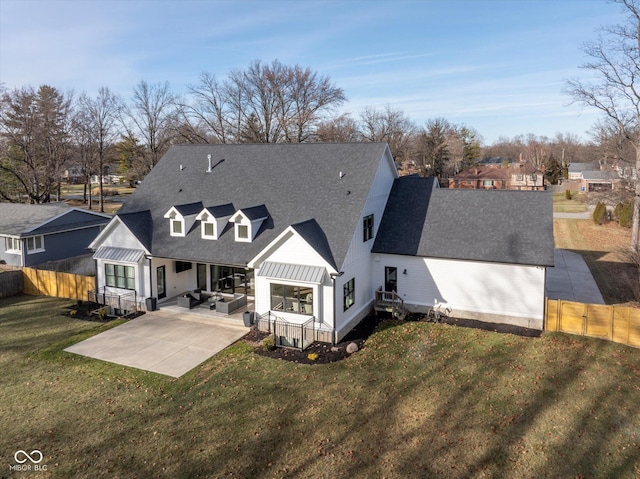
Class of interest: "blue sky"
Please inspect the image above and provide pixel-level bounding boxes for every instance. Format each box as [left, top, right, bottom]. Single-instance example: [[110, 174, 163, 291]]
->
[[0, 0, 627, 144]]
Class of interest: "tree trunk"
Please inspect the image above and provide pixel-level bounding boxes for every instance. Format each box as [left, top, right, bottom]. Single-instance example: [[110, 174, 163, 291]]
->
[[634, 143, 640, 252]]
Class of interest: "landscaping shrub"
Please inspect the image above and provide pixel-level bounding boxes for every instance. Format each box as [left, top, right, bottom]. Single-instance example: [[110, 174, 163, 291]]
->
[[619, 200, 633, 228], [593, 201, 607, 224], [262, 335, 275, 351], [565, 189, 572, 200]]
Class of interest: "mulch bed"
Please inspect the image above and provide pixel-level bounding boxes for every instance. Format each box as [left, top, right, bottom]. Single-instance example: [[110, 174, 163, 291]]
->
[[249, 312, 541, 365]]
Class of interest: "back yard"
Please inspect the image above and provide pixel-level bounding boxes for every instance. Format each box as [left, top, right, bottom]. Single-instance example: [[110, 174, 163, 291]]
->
[[553, 217, 636, 304], [1, 295, 639, 478]]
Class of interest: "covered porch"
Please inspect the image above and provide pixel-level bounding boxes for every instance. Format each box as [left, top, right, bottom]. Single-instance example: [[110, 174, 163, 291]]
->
[[157, 291, 255, 324]]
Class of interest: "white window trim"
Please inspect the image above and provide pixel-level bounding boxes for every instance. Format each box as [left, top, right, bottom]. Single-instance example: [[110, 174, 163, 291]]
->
[[5, 237, 21, 254], [201, 220, 217, 240], [26, 235, 45, 254], [170, 218, 185, 237]]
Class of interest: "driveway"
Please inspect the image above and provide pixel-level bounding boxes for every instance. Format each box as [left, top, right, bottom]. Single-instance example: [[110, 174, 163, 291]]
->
[[546, 248, 605, 304], [64, 311, 248, 377]]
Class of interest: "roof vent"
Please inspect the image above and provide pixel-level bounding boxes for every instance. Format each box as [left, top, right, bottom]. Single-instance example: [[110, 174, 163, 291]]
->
[[207, 154, 212, 173], [339, 171, 345, 179], [180, 164, 184, 171]]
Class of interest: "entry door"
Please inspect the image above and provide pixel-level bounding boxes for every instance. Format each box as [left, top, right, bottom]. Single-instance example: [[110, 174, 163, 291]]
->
[[385, 267, 397, 292], [157, 266, 166, 299]]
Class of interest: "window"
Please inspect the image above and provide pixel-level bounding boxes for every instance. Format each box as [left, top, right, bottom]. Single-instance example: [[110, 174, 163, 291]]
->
[[363, 214, 374, 242], [171, 219, 183, 235], [197, 263, 207, 290], [105, 264, 135, 290], [343, 278, 355, 311], [5, 237, 21, 254], [237, 224, 249, 239], [483, 180, 494, 187], [175, 261, 192, 273], [203, 222, 215, 238], [516, 174, 524, 181], [26, 235, 44, 253], [270, 283, 314, 315]]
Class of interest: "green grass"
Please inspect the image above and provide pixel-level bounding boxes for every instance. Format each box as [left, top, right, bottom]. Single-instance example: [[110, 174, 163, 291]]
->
[[552, 191, 587, 213], [2, 295, 640, 478]]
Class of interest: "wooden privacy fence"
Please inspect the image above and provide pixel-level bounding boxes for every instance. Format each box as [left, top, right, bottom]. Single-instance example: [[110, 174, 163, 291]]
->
[[545, 299, 640, 349], [22, 267, 96, 301]]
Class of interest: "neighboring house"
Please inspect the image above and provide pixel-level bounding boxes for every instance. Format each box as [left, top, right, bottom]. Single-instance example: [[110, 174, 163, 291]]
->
[[0, 203, 111, 268], [567, 162, 595, 180], [449, 164, 545, 191], [89, 143, 554, 344], [448, 167, 510, 189], [509, 164, 545, 191], [565, 162, 622, 192], [581, 170, 621, 192], [62, 166, 85, 184]]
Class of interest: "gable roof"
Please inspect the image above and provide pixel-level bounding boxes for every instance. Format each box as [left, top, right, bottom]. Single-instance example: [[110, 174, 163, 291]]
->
[[568, 162, 596, 173], [117, 211, 153, 251], [373, 176, 554, 267], [116, 143, 393, 267], [0, 202, 110, 237], [582, 170, 619, 180]]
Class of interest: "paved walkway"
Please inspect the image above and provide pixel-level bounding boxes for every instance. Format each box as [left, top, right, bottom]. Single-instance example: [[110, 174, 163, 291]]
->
[[64, 311, 249, 377], [546, 249, 605, 304]]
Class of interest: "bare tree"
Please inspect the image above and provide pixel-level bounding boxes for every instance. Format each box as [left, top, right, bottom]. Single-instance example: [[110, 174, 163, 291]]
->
[[565, 0, 640, 250], [182, 60, 345, 144], [70, 106, 99, 209], [77, 87, 120, 212], [359, 106, 416, 166], [121, 80, 177, 173], [315, 113, 360, 142], [0, 85, 72, 203]]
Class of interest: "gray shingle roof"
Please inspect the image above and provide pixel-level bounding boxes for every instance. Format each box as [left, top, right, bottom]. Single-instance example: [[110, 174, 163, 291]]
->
[[372, 176, 554, 267], [174, 202, 203, 216], [118, 211, 153, 251], [582, 171, 619, 180], [0, 203, 109, 236], [204, 204, 235, 218], [116, 143, 390, 267]]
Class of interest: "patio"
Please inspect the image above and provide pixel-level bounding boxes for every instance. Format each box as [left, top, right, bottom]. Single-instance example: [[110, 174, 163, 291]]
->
[[157, 293, 255, 324]]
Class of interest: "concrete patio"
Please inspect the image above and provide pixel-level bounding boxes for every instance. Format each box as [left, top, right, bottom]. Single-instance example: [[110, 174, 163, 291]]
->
[[64, 309, 249, 378]]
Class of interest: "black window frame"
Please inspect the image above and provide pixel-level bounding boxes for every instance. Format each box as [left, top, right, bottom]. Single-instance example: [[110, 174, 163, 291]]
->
[[105, 263, 135, 290], [343, 278, 355, 311], [363, 214, 374, 242]]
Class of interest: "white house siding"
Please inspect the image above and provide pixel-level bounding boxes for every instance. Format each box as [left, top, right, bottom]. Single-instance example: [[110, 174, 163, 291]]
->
[[94, 220, 151, 303], [253, 231, 335, 331], [336, 151, 397, 340], [373, 254, 546, 330], [152, 257, 192, 302]]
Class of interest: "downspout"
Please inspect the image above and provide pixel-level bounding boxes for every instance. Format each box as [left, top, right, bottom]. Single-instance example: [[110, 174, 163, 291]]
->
[[329, 271, 344, 344]]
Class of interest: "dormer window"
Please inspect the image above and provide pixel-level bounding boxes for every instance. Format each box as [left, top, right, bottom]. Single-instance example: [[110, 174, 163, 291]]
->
[[171, 218, 183, 235], [196, 204, 235, 240], [203, 222, 215, 237], [230, 205, 269, 243], [164, 202, 202, 238]]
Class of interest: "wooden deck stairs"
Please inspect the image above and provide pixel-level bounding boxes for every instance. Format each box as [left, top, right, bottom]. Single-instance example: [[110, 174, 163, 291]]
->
[[374, 287, 406, 320]]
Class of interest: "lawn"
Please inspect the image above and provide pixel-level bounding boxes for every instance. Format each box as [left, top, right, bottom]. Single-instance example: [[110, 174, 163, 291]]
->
[[2, 295, 640, 478], [554, 218, 636, 304], [552, 191, 587, 213]]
